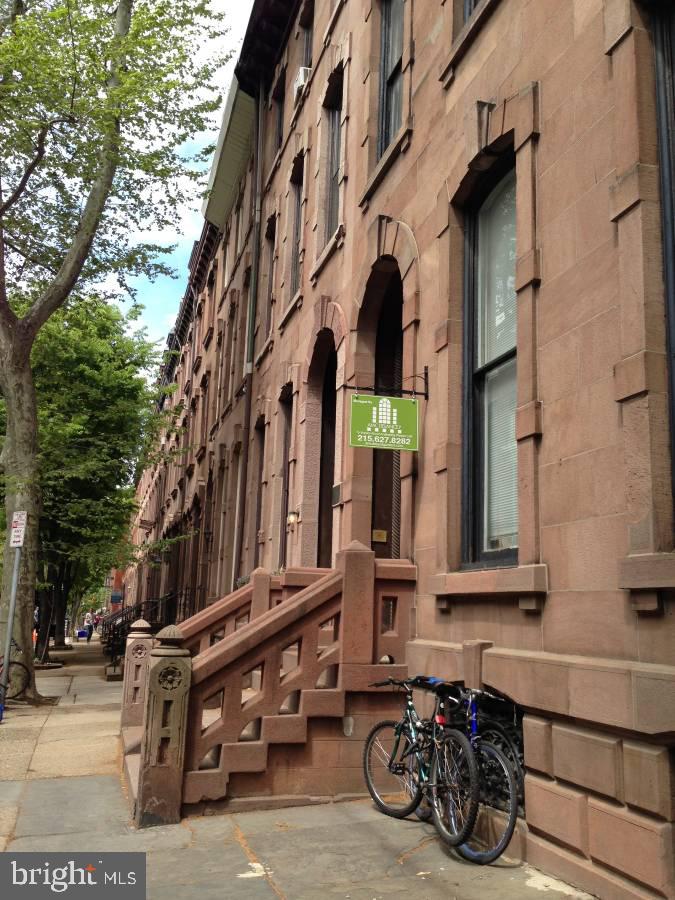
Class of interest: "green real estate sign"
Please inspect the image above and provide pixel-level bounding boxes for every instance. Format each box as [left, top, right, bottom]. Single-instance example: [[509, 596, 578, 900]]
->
[[349, 394, 419, 451]]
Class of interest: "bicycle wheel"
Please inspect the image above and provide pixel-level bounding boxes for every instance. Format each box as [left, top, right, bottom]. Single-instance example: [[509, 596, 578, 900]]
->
[[456, 740, 518, 864], [363, 720, 423, 818], [430, 728, 479, 847], [478, 720, 524, 804], [6, 661, 30, 700]]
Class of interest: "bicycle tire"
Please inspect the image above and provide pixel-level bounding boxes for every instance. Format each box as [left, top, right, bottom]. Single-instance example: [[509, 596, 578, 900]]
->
[[456, 740, 518, 864], [6, 661, 30, 700], [363, 719, 423, 818], [430, 727, 479, 847], [478, 719, 524, 803]]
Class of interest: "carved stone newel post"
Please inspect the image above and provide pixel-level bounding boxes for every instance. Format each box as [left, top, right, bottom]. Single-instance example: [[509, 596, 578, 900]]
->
[[121, 619, 153, 728], [135, 625, 191, 827]]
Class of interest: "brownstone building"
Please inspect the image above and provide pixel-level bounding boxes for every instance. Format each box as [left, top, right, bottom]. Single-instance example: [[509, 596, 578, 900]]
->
[[126, 0, 675, 894]]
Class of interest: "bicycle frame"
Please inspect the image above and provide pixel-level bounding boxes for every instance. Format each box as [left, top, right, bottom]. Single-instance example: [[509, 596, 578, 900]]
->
[[390, 689, 447, 793]]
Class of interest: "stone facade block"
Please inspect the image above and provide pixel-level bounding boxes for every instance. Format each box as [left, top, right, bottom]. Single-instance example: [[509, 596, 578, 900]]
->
[[588, 798, 675, 896], [552, 723, 623, 801], [525, 773, 589, 855], [623, 741, 675, 821], [523, 715, 553, 777]]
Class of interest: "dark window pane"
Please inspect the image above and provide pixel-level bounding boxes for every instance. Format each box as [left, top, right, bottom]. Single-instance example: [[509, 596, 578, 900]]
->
[[464, 0, 479, 22], [379, 0, 404, 157], [326, 107, 341, 241], [290, 182, 302, 296]]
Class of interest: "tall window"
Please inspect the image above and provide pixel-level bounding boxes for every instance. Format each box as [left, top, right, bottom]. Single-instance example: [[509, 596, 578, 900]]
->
[[273, 71, 286, 151], [253, 418, 266, 568], [324, 67, 343, 244], [278, 384, 293, 569], [263, 214, 276, 342], [300, 0, 314, 68], [290, 154, 303, 297], [463, 0, 480, 22], [234, 199, 243, 258], [464, 168, 518, 564], [379, 0, 404, 158]]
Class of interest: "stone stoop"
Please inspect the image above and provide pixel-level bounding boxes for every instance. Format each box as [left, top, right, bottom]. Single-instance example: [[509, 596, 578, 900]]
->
[[122, 546, 417, 826]]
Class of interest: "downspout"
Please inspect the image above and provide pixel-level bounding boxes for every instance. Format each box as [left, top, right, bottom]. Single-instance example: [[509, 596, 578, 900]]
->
[[232, 75, 265, 589], [653, 8, 675, 509]]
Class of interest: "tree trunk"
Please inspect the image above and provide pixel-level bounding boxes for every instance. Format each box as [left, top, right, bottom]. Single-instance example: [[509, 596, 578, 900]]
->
[[52, 561, 69, 649], [35, 588, 52, 663], [0, 360, 40, 700]]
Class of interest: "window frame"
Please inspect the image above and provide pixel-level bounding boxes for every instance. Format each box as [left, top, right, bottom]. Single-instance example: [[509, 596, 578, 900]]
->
[[324, 66, 343, 246], [378, 0, 404, 159], [272, 70, 286, 152], [461, 155, 518, 569], [463, 0, 480, 22], [289, 155, 304, 297]]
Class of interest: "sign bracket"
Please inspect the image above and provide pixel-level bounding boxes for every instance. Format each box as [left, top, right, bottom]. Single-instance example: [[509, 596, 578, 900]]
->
[[344, 366, 429, 400]]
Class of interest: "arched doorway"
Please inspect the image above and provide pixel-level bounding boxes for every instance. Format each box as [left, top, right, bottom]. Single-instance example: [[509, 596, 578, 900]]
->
[[372, 270, 403, 558], [356, 258, 405, 559], [307, 328, 338, 568]]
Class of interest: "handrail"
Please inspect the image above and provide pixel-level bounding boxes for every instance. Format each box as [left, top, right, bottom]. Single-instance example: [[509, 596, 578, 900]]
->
[[192, 571, 342, 684]]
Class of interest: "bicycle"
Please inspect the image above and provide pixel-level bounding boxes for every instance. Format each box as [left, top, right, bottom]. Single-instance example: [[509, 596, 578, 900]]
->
[[363, 675, 479, 847], [0, 638, 30, 701], [443, 681, 519, 864]]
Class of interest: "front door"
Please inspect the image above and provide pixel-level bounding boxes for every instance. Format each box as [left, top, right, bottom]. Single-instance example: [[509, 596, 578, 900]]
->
[[371, 278, 403, 558], [318, 347, 337, 567]]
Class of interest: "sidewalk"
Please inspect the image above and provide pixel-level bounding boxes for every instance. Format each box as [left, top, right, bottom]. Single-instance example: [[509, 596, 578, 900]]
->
[[0, 638, 592, 899]]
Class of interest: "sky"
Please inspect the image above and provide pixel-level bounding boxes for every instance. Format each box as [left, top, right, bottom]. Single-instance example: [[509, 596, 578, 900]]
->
[[128, 0, 255, 347]]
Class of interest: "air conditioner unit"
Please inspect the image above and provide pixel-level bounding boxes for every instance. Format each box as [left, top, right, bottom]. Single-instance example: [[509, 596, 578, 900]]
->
[[293, 67, 312, 104]]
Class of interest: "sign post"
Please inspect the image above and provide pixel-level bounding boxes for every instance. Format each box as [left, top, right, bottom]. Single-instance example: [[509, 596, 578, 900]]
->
[[349, 395, 419, 451], [0, 511, 27, 722]]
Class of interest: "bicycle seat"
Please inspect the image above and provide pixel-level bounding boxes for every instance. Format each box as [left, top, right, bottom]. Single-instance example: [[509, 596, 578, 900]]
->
[[409, 675, 460, 695]]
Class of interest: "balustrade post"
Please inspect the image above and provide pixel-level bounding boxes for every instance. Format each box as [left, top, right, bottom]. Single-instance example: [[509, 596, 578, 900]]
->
[[135, 625, 191, 828], [337, 541, 376, 666], [250, 567, 271, 619], [121, 619, 154, 728]]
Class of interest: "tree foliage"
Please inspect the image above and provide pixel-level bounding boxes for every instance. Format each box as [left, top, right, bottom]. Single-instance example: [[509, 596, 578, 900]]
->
[[0, 0, 230, 696], [0, 297, 165, 654], [0, 0, 226, 308]]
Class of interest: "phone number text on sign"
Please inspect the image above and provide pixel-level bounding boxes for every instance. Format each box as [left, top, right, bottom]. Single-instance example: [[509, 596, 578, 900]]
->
[[352, 432, 414, 447]]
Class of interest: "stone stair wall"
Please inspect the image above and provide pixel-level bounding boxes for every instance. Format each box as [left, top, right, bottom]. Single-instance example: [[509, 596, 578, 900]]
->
[[121, 542, 416, 826]]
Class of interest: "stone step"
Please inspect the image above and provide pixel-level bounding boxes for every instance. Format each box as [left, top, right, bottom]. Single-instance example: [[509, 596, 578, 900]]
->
[[121, 726, 143, 756], [124, 752, 140, 808], [261, 713, 307, 745], [299, 688, 345, 719]]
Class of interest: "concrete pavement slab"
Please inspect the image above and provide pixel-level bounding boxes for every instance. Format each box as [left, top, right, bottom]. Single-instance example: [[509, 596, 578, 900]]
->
[[27, 734, 120, 779], [0, 805, 19, 838], [9, 825, 193, 854], [0, 744, 34, 781], [0, 781, 24, 805], [13, 776, 129, 837], [183, 815, 237, 844], [146, 845, 280, 900]]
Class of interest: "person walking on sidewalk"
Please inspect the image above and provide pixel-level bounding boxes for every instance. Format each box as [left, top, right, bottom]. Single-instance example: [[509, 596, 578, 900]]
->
[[84, 611, 94, 643]]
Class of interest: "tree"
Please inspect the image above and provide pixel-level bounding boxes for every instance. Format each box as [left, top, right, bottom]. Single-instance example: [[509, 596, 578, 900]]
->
[[29, 298, 161, 658], [0, 0, 228, 697]]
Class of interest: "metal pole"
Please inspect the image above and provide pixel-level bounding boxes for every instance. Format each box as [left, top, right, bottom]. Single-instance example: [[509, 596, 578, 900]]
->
[[0, 547, 22, 722]]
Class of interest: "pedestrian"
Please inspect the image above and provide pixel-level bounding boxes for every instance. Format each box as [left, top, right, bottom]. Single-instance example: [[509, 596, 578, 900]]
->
[[84, 610, 94, 643], [94, 613, 101, 632]]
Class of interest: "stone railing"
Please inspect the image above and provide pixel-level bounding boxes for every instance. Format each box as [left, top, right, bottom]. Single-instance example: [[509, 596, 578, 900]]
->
[[179, 567, 331, 656], [129, 543, 416, 825]]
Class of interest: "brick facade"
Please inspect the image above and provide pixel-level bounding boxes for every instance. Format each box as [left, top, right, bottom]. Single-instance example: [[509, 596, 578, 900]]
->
[[127, 1, 675, 894]]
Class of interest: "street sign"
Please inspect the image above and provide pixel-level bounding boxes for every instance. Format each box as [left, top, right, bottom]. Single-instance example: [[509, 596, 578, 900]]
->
[[349, 395, 419, 451], [9, 511, 27, 548]]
